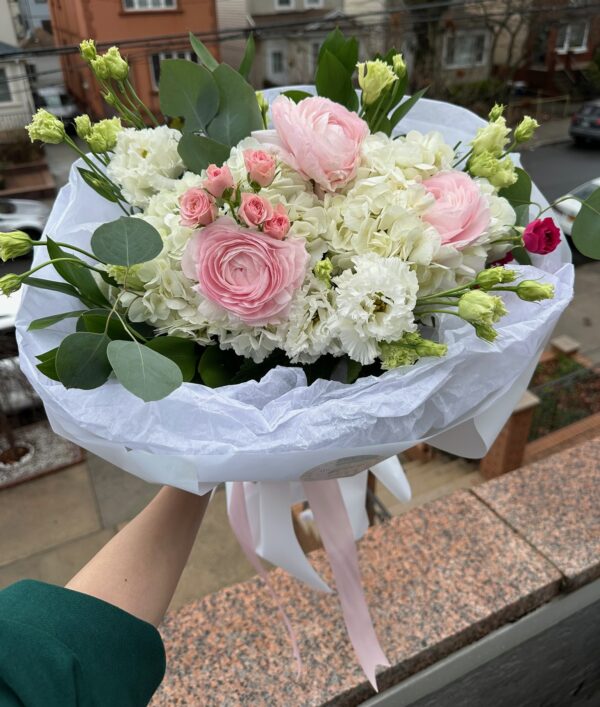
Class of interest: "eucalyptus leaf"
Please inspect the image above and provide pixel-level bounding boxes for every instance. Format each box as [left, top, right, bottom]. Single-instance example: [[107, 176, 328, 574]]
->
[[55, 332, 112, 390], [159, 59, 219, 132], [238, 34, 255, 80], [499, 168, 532, 207], [198, 345, 242, 388], [315, 49, 358, 111], [91, 217, 163, 267], [46, 239, 109, 308], [514, 204, 531, 228], [511, 246, 532, 265], [28, 309, 88, 331], [107, 340, 183, 401], [189, 32, 219, 71], [76, 309, 130, 340], [36, 347, 59, 381], [206, 64, 263, 147], [572, 187, 600, 259], [178, 133, 230, 174], [145, 336, 198, 382]]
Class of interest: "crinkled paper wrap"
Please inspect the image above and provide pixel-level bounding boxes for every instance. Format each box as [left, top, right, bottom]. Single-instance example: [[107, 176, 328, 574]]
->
[[16, 93, 574, 499]]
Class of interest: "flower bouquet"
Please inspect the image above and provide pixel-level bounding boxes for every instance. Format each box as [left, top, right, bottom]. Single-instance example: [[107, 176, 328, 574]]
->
[[2, 30, 591, 687]]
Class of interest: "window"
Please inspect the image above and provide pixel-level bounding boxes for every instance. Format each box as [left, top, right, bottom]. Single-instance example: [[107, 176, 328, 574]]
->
[[556, 22, 589, 53], [444, 31, 488, 69], [275, 0, 293, 9], [271, 50, 284, 74], [0, 68, 12, 103], [304, 0, 323, 6], [150, 51, 196, 88], [124, 0, 175, 11]]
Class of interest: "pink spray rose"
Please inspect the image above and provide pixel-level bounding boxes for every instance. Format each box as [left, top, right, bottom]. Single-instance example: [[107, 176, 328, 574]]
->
[[263, 203, 290, 240], [179, 187, 216, 227], [491, 251, 515, 266], [254, 95, 369, 192], [244, 149, 277, 187], [182, 217, 309, 325], [203, 164, 234, 198], [422, 171, 491, 249], [238, 192, 273, 228], [523, 217, 561, 255]]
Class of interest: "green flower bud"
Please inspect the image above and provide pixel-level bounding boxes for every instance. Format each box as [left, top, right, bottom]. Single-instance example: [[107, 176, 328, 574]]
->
[[475, 266, 517, 290], [79, 39, 97, 62], [256, 91, 269, 127], [471, 116, 510, 157], [514, 116, 539, 144], [392, 53, 407, 78], [85, 117, 122, 153], [458, 289, 507, 326], [103, 46, 129, 81], [26, 108, 66, 144], [102, 91, 118, 108], [74, 114, 92, 139], [357, 59, 397, 106], [0, 231, 34, 261], [90, 55, 110, 81], [488, 103, 505, 121], [314, 257, 333, 287], [469, 151, 517, 189], [0, 273, 22, 296], [515, 280, 554, 302], [106, 264, 144, 290], [380, 331, 447, 370], [474, 323, 498, 342]]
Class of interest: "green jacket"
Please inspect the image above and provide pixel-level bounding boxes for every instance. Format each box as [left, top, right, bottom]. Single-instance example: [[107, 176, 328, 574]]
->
[[0, 580, 165, 706]]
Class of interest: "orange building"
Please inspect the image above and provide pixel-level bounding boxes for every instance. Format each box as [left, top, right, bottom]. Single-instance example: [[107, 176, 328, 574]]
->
[[49, 0, 219, 119]]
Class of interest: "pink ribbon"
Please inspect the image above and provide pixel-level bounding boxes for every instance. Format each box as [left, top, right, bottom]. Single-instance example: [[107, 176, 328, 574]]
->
[[228, 481, 302, 678], [228, 479, 389, 691], [303, 479, 390, 690]]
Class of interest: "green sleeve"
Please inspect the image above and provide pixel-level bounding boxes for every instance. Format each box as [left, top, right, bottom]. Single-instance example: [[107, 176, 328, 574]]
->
[[0, 579, 166, 707]]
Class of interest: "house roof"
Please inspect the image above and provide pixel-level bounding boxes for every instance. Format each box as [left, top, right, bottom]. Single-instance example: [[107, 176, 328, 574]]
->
[[0, 41, 20, 57], [21, 28, 55, 50], [252, 9, 356, 35]]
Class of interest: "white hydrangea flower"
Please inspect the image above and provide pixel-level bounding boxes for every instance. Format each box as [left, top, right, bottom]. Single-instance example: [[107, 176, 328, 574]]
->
[[332, 253, 418, 365], [107, 126, 184, 208]]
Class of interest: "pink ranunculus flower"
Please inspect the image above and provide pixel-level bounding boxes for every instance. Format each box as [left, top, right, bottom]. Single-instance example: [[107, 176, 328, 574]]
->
[[182, 217, 309, 325], [244, 149, 277, 187], [523, 217, 561, 254], [422, 171, 491, 249], [238, 192, 273, 228], [253, 95, 369, 192], [263, 203, 290, 240], [203, 164, 234, 198], [179, 187, 217, 227]]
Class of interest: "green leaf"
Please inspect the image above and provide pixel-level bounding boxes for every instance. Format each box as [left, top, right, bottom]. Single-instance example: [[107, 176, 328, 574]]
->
[[238, 33, 255, 80], [514, 204, 531, 228], [389, 87, 427, 129], [318, 29, 358, 74], [198, 345, 242, 388], [282, 90, 313, 104], [572, 187, 600, 259], [36, 347, 59, 381], [206, 64, 264, 147], [91, 217, 163, 267], [189, 32, 219, 71], [107, 340, 183, 402], [46, 238, 109, 308], [23, 276, 83, 300], [159, 59, 219, 133], [177, 133, 231, 174], [145, 336, 198, 382], [346, 358, 362, 384], [28, 309, 87, 331], [55, 332, 112, 390], [315, 49, 358, 111], [76, 309, 130, 340], [511, 246, 532, 265], [499, 168, 532, 207], [77, 168, 119, 203]]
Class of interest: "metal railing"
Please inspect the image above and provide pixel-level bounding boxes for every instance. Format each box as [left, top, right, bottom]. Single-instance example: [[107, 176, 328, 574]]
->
[[0, 112, 31, 133]]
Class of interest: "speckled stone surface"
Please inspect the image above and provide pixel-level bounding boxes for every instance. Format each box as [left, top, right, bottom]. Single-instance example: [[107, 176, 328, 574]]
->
[[152, 491, 561, 707], [475, 435, 600, 590]]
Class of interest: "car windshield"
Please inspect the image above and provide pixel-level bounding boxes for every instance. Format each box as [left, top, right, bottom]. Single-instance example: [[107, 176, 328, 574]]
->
[[580, 104, 600, 117], [571, 181, 599, 200], [0, 201, 16, 214]]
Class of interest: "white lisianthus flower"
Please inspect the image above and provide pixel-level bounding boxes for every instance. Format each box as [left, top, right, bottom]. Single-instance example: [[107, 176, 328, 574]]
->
[[107, 126, 184, 208], [333, 253, 418, 365]]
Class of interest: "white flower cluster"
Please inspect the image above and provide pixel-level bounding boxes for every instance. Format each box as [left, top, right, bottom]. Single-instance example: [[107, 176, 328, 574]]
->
[[105, 127, 518, 367]]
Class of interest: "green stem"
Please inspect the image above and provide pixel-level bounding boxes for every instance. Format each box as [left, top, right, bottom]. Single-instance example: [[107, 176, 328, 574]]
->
[[416, 309, 462, 317], [414, 299, 459, 308], [538, 195, 582, 219], [453, 147, 473, 169], [124, 78, 160, 127], [100, 79, 144, 128], [32, 241, 102, 262], [25, 257, 106, 278], [417, 282, 475, 302]]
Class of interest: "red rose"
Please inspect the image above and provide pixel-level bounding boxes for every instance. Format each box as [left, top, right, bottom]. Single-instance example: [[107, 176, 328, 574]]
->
[[523, 217, 561, 255]]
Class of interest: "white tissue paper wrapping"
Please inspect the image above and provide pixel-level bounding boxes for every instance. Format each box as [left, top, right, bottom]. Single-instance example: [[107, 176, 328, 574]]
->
[[16, 91, 573, 584]]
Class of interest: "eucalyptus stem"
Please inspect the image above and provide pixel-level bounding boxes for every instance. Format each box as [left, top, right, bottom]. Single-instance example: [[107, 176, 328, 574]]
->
[[537, 195, 581, 219]]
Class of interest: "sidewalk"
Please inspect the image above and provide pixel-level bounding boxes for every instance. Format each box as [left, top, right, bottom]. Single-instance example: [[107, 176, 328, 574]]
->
[[523, 117, 571, 150]]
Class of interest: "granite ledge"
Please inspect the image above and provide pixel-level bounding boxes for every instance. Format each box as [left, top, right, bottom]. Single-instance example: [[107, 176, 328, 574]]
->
[[152, 487, 564, 707]]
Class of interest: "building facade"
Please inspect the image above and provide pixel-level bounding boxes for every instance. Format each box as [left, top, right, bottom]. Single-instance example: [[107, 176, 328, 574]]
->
[[48, 0, 219, 118]]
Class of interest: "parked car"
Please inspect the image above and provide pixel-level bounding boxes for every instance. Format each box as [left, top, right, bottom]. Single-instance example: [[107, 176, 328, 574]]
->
[[570, 100, 600, 145], [35, 86, 78, 125], [0, 198, 50, 240], [553, 178, 600, 236]]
